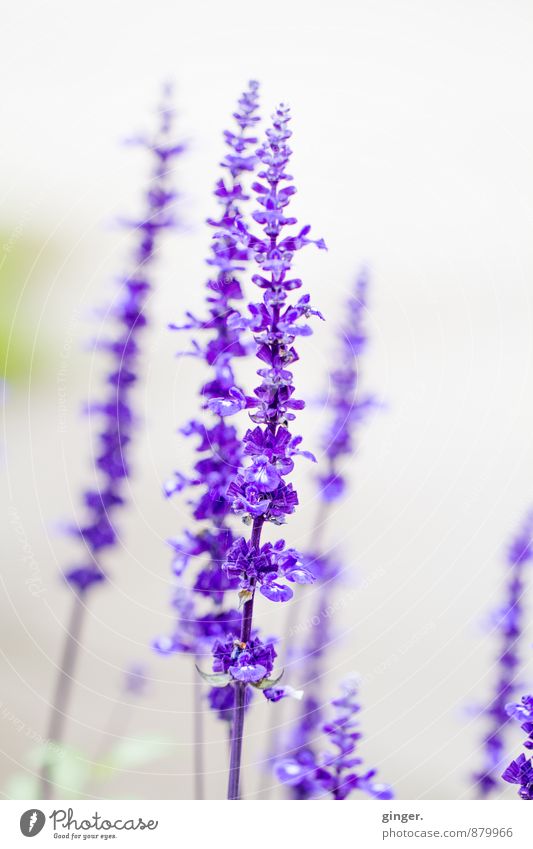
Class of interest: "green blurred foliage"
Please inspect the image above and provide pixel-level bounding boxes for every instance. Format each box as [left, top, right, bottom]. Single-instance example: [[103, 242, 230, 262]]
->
[[0, 229, 55, 383], [4, 736, 173, 800]]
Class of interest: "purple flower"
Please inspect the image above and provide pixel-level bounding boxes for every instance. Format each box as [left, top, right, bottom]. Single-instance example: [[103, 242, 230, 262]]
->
[[275, 678, 393, 801], [212, 634, 277, 686], [223, 536, 314, 603], [502, 754, 533, 799], [155, 86, 263, 715], [211, 104, 325, 800], [41, 88, 183, 800], [154, 586, 242, 658], [65, 85, 182, 591], [318, 270, 377, 503], [506, 694, 533, 727], [502, 694, 533, 800], [269, 275, 378, 788], [263, 685, 303, 703], [64, 564, 105, 592], [474, 511, 533, 797], [124, 664, 149, 697]]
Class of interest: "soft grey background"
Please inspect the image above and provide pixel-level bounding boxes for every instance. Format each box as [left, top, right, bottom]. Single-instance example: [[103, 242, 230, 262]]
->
[[2, 0, 533, 799]]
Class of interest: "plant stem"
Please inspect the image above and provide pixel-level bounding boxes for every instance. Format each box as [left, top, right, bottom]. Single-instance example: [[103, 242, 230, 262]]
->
[[193, 668, 205, 800], [227, 681, 247, 800], [227, 517, 263, 799], [257, 499, 331, 797], [40, 590, 87, 799]]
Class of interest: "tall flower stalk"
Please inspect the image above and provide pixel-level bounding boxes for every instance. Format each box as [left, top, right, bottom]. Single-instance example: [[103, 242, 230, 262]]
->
[[270, 273, 390, 799], [275, 677, 393, 800], [473, 511, 533, 797], [259, 272, 375, 795], [40, 89, 182, 799], [153, 83, 260, 798], [502, 695, 533, 799], [296, 271, 376, 720], [203, 105, 326, 800]]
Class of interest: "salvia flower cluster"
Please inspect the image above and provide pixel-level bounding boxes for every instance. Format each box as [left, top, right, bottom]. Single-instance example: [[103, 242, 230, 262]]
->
[[154, 83, 261, 718], [274, 276, 385, 794], [275, 678, 393, 800], [502, 696, 533, 800], [473, 511, 533, 797], [40, 89, 183, 801], [202, 104, 326, 798], [318, 270, 376, 503], [208, 103, 326, 617], [66, 88, 183, 592], [487, 512, 533, 801]]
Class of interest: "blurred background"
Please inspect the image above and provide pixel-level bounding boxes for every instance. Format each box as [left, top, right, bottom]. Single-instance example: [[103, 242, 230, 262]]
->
[[2, 0, 533, 800]]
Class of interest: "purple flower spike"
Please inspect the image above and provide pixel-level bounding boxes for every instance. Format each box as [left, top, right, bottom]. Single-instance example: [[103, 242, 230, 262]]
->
[[276, 678, 393, 801], [41, 87, 183, 801], [210, 104, 325, 801], [318, 269, 377, 503], [64, 564, 105, 592], [154, 85, 262, 747], [506, 694, 533, 726], [213, 635, 276, 684], [502, 754, 533, 799], [268, 273, 379, 791], [474, 510, 533, 797], [502, 695, 533, 800], [65, 85, 182, 590]]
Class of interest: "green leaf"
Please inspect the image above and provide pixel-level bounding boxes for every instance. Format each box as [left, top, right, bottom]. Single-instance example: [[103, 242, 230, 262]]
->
[[104, 736, 172, 770], [26, 743, 91, 798], [4, 773, 39, 800], [251, 670, 284, 690], [195, 665, 232, 687]]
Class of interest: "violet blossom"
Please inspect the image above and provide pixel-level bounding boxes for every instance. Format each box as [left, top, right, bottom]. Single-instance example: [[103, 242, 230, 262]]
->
[[275, 678, 393, 800], [66, 87, 183, 590], [41, 87, 183, 800], [270, 274, 385, 797], [318, 270, 376, 504], [202, 104, 325, 800], [474, 510, 533, 797], [153, 83, 261, 742], [502, 696, 533, 800]]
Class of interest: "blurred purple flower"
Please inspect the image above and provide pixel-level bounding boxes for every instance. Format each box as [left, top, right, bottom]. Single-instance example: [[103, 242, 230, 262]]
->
[[154, 83, 261, 728], [502, 694, 533, 799], [474, 511, 533, 797], [65, 85, 183, 591], [318, 270, 377, 504], [212, 104, 325, 800], [275, 678, 393, 800]]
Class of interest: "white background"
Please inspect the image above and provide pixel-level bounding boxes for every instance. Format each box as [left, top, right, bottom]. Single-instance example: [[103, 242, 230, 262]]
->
[[1, 0, 533, 800]]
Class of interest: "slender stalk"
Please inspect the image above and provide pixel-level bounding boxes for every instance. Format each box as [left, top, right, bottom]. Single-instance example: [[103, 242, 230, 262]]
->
[[227, 518, 263, 799], [227, 682, 247, 800], [40, 590, 87, 799], [257, 500, 331, 797], [193, 670, 205, 800], [223, 105, 323, 800]]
